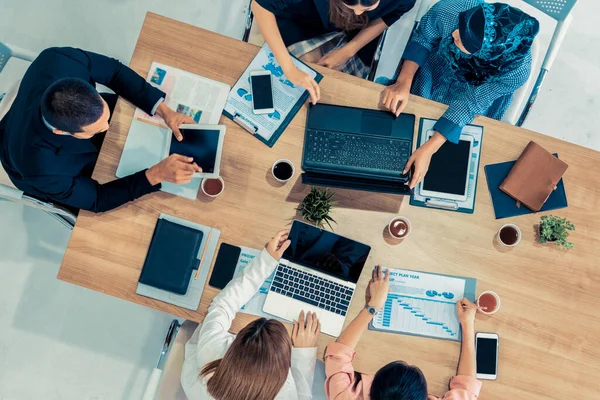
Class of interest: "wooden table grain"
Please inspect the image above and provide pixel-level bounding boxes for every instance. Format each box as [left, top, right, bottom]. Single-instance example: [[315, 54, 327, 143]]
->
[[57, 12, 600, 399]]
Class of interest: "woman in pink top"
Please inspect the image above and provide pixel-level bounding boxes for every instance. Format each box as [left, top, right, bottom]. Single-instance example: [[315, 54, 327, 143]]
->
[[325, 266, 483, 400]]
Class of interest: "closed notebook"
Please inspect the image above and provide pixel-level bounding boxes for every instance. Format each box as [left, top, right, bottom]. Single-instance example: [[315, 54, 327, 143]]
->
[[499, 141, 568, 212], [139, 218, 203, 295]]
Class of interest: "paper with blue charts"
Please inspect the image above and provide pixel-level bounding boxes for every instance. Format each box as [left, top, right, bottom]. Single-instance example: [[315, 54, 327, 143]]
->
[[223, 43, 318, 142], [371, 267, 475, 341]]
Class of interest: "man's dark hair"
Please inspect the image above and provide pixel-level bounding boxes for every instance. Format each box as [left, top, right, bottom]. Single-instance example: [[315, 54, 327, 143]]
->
[[41, 77, 104, 133], [370, 361, 428, 400]]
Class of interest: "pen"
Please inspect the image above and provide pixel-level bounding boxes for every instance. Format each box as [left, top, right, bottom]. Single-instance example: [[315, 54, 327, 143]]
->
[[195, 229, 212, 279], [136, 117, 168, 129]]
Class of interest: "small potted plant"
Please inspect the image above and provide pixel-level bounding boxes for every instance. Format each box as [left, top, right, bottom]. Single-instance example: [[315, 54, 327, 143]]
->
[[538, 215, 575, 249], [298, 186, 336, 230]]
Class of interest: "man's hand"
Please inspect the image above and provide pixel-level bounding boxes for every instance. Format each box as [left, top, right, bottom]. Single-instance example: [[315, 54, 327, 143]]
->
[[381, 79, 411, 117], [286, 67, 321, 105], [265, 230, 291, 261], [146, 154, 201, 186], [156, 102, 196, 142], [365, 266, 390, 311], [456, 298, 479, 328], [291, 311, 321, 348], [317, 46, 353, 71]]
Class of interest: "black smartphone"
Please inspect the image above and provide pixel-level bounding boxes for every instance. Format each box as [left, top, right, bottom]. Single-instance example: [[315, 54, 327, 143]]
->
[[208, 243, 241, 290]]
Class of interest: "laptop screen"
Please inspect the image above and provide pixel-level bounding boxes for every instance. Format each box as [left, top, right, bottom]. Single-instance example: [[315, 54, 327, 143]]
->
[[283, 221, 371, 284]]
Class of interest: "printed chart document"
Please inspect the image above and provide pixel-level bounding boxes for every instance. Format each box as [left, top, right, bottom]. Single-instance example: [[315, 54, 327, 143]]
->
[[370, 268, 476, 342], [223, 43, 323, 147], [135, 61, 230, 125], [233, 247, 284, 321]]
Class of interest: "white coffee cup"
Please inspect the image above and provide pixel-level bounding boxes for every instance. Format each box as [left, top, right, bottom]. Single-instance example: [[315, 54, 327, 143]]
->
[[388, 216, 412, 239], [497, 224, 522, 247], [477, 291, 501, 315], [201, 176, 225, 198], [271, 159, 295, 183]]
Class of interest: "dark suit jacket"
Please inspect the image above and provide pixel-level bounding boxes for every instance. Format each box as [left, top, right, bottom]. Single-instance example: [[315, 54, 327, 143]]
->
[[0, 47, 166, 213]]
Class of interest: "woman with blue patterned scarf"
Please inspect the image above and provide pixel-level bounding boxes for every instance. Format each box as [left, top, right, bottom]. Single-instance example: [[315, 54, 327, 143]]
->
[[381, 0, 539, 188]]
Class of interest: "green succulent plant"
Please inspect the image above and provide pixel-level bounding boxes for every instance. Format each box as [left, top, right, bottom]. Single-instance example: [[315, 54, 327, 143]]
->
[[298, 187, 336, 230], [538, 215, 575, 250]]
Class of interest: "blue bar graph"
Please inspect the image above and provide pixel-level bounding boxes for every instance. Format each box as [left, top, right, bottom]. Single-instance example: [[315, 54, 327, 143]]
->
[[374, 293, 459, 340]]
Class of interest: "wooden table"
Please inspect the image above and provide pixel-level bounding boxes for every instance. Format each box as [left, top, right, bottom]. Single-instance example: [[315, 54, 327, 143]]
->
[[58, 12, 600, 399]]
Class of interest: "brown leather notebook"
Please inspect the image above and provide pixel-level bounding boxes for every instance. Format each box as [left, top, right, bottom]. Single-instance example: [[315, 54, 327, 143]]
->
[[499, 141, 568, 212]]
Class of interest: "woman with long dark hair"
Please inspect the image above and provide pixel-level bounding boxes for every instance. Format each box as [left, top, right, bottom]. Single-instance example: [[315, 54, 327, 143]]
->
[[181, 230, 321, 400], [325, 266, 483, 399], [381, 0, 540, 189], [252, 0, 416, 104]]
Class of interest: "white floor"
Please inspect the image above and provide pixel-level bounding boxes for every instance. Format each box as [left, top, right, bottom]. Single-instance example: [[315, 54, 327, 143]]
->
[[0, 0, 598, 399]]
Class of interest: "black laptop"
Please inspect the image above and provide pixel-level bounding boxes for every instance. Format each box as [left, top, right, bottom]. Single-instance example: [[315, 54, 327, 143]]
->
[[301, 103, 415, 195]]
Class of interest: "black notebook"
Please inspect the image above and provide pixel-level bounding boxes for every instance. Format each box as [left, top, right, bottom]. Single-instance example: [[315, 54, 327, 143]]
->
[[139, 218, 203, 295]]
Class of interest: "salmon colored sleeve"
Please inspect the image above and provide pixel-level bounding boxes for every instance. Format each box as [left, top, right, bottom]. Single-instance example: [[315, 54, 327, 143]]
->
[[441, 375, 483, 399], [324, 343, 358, 399]]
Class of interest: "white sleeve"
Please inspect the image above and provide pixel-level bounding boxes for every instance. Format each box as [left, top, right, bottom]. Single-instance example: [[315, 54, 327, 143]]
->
[[291, 347, 318, 400], [195, 249, 278, 365]]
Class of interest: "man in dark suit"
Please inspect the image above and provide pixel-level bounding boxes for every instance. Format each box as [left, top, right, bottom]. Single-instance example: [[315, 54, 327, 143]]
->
[[0, 47, 202, 213]]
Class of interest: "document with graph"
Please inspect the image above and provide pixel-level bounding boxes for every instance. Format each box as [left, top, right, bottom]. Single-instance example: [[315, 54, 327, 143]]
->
[[369, 268, 476, 341]]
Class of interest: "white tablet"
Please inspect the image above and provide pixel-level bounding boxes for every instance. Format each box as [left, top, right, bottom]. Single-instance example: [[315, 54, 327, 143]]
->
[[420, 131, 474, 202], [166, 124, 226, 179]]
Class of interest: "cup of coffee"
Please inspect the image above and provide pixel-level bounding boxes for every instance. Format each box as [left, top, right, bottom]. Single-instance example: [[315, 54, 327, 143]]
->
[[477, 291, 501, 315], [388, 216, 412, 239], [497, 224, 521, 247], [201, 176, 224, 198], [272, 159, 295, 183]]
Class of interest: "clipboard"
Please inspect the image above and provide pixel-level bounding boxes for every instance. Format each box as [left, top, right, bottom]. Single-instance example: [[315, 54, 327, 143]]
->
[[410, 118, 484, 214], [223, 43, 323, 148]]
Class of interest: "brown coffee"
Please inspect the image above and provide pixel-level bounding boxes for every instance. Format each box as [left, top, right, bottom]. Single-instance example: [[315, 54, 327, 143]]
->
[[478, 293, 498, 313], [390, 219, 408, 238], [203, 178, 223, 196], [499, 225, 519, 245]]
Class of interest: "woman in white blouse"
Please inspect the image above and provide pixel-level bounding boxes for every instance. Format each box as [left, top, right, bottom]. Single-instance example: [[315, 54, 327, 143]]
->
[[181, 230, 321, 400]]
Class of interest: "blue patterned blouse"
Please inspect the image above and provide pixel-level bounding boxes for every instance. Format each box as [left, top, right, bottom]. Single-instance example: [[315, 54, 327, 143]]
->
[[403, 0, 532, 143]]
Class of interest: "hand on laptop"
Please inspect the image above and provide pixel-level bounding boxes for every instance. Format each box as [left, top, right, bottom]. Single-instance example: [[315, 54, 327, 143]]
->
[[145, 154, 202, 186], [265, 230, 291, 261], [155, 102, 196, 142], [381, 79, 411, 117], [365, 266, 390, 311], [291, 311, 321, 348]]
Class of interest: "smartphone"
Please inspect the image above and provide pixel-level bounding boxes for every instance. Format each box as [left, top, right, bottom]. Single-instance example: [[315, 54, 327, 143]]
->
[[476, 332, 499, 380], [250, 70, 275, 115], [208, 243, 241, 290]]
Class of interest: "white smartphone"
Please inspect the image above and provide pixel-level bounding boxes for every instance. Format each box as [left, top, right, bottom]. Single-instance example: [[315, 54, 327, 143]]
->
[[249, 70, 275, 115], [476, 332, 499, 380]]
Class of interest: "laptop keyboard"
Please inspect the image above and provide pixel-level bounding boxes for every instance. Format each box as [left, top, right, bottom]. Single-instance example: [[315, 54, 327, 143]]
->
[[270, 264, 352, 316], [304, 129, 410, 172]]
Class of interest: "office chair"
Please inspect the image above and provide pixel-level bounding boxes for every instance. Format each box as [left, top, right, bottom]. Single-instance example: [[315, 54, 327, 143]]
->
[[142, 319, 328, 400], [242, 0, 387, 81], [0, 42, 76, 229], [512, 0, 578, 126]]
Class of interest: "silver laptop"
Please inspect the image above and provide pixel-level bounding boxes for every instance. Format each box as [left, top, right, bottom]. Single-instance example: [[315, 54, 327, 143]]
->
[[263, 220, 371, 337]]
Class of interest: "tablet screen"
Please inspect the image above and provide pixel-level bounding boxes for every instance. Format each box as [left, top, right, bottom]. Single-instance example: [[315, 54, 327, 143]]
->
[[170, 128, 220, 173], [422, 139, 471, 196]]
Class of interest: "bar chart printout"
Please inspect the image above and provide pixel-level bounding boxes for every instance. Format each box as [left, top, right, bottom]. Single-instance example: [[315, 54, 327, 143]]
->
[[371, 267, 476, 342]]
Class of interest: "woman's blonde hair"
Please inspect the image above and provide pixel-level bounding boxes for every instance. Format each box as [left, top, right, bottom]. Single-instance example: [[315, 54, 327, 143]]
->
[[200, 318, 292, 400]]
